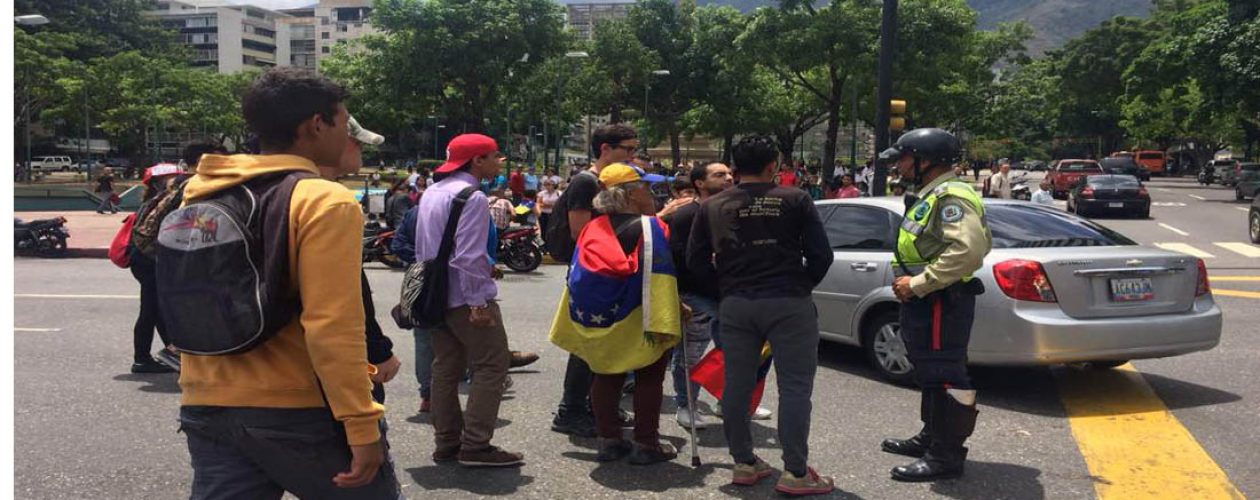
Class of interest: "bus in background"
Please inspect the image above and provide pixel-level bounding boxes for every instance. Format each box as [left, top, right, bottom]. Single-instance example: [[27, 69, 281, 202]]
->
[[1135, 150, 1168, 176]]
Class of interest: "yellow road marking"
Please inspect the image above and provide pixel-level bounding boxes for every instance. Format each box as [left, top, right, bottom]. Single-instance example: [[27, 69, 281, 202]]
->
[[1214, 242, 1260, 258], [1213, 288, 1260, 299], [14, 294, 139, 299], [1057, 364, 1244, 499], [1211, 276, 1260, 281], [1155, 242, 1215, 259]]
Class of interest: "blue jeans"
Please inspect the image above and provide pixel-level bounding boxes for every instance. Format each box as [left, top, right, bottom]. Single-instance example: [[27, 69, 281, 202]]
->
[[180, 407, 402, 500], [672, 293, 720, 408], [414, 327, 434, 399]]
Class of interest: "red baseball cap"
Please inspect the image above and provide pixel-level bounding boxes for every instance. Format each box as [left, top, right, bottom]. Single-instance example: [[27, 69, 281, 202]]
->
[[436, 134, 500, 174]]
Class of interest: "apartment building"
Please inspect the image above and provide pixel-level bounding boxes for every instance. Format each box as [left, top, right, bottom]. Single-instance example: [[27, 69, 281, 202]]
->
[[565, 2, 634, 40], [151, 0, 291, 74]]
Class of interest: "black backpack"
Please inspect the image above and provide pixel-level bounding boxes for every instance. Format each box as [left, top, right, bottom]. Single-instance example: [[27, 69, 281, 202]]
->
[[392, 186, 477, 329], [155, 171, 315, 355], [545, 170, 598, 262]]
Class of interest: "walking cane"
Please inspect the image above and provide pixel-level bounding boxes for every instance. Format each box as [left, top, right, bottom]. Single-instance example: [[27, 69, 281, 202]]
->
[[679, 313, 702, 467]]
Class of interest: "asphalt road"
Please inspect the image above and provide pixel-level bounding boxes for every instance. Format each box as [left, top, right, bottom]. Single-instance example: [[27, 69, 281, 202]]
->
[[13, 174, 1259, 499]]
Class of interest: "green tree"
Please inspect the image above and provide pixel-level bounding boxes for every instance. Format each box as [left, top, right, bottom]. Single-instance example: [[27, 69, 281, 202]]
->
[[366, 0, 569, 133]]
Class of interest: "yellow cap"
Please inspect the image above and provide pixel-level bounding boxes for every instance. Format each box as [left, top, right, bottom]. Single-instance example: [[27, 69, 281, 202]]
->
[[598, 163, 667, 188], [598, 163, 642, 188]]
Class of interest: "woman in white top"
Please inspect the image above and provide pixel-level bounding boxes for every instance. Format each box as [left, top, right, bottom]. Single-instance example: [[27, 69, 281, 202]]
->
[[537, 178, 562, 239]]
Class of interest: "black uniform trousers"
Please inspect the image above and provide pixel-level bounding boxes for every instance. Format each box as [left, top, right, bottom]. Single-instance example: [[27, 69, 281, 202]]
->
[[898, 281, 979, 390]]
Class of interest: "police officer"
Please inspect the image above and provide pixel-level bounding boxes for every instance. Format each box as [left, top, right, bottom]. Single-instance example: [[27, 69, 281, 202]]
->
[[878, 128, 992, 482]]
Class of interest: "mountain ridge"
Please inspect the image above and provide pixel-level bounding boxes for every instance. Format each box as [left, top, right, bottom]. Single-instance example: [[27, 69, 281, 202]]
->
[[559, 0, 1155, 54]]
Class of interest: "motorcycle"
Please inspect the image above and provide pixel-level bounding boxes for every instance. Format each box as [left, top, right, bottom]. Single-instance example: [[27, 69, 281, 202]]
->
[[15, 216, 70, 257], [1010, 172, 1032, 201], [498, 225, 543, 273], [1198, 165, 1215, 185], [362, 216, 405, 269]]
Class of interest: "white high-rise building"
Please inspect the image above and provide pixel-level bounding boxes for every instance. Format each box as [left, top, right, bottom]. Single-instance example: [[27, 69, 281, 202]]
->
[[279, 0, 378, 71], [150, 0, 292, 74]]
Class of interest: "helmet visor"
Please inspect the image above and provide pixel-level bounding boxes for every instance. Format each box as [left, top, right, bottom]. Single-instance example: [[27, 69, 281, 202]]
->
[[878, 146, 903, 161]]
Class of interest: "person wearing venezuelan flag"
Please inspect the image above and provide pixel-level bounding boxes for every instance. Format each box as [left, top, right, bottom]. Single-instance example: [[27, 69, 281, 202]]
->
[[548, 162, 683, 465]]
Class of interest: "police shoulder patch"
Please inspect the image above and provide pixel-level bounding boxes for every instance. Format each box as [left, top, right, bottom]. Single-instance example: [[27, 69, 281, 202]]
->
[[940, 203, 965, 223]]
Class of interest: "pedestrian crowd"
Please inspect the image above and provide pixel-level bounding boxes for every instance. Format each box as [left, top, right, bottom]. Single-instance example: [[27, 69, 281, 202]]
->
[[111, 67, 994, 499]]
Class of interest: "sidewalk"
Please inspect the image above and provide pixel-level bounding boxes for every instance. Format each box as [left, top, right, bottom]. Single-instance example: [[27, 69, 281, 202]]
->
[[18, 211, 127, 259]]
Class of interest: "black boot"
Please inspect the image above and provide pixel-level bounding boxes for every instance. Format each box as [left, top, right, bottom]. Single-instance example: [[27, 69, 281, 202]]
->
[[891, 391, 978, 482], [881, 389, 937, 458]]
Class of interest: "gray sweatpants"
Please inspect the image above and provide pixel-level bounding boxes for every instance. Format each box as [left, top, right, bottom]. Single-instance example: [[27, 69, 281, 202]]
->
[[719, 294, 819, 476]]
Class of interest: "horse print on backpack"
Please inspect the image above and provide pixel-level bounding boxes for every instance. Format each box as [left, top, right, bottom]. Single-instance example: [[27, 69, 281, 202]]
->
[[156, 171, 314, 355]]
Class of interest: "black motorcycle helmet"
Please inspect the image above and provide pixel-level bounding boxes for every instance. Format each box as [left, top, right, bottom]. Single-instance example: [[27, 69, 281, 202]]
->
[[879, 128, 963, 185]]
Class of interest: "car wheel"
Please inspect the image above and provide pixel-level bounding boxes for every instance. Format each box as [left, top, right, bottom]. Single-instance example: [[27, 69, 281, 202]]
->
[[860, 309, 916, 386], [1250, 211, 1260, 244]]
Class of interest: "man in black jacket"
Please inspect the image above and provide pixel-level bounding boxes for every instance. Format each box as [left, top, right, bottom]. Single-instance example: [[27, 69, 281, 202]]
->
[[687, 135, 835, 495]]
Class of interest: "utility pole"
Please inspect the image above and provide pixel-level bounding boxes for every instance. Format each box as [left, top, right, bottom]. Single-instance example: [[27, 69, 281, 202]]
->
[[873, 0, 897, 197]]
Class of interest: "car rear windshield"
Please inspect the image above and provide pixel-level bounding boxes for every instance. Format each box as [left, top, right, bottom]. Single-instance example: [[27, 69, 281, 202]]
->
[[1060, 162, 1102, 172], [1089, 175, 1141, 188], [1100, 158, 1137, 168], [986, 204, 1137, 248]]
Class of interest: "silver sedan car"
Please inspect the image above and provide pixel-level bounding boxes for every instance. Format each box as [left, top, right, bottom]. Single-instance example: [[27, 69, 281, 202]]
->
[[812, 197, 1222, 384]]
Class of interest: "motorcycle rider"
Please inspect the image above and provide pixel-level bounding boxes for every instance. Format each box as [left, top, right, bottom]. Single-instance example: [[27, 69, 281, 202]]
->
[[879, 128, 993, 482]]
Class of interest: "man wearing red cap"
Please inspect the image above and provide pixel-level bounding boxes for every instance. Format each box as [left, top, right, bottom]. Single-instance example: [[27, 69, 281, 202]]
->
[[414, 133, 524, 467]]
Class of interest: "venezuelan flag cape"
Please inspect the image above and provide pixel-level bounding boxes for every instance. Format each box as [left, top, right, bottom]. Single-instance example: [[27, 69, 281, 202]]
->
[[549, 215, 681, 374]]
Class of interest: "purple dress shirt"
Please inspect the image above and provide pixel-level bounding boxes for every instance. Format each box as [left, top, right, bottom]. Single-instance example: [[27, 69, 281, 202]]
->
[[414, 171, 497, 308]]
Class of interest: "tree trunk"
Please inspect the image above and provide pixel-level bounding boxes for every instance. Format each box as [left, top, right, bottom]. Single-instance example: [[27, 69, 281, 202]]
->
[[669, 123, 682, 168], [609, 104, 621, 124], [822, 70, 844, 183], [823, 108, 841, 184], [775, 131, 795, 163], [722, 132, 734, 163]]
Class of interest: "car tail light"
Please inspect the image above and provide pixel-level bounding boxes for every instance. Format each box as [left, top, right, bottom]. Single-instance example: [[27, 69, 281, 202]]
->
[[1196, 258, 1211, 296], [1080, 186, 1094, 198], [993, 259, 1058, 302]]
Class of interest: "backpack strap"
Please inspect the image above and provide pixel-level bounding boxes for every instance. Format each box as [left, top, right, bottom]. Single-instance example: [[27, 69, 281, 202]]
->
[[254, 171, 319, 317], [434, 186, 479, 265]]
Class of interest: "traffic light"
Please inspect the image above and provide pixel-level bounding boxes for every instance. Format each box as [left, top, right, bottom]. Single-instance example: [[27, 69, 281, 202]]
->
[[890, 99, 907, 132]]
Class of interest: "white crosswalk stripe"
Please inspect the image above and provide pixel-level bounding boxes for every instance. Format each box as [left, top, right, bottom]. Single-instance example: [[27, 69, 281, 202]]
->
[[1154, 243, 1216, 258], [1152, 242, 1260, 259], [1214, 242, 1260, 258]]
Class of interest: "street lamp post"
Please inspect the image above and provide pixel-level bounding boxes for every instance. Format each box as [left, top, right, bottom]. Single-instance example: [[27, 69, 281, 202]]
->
[[553, 51, 589, 175], [642, 69, 671, 127], [17, 13, 51, 182]]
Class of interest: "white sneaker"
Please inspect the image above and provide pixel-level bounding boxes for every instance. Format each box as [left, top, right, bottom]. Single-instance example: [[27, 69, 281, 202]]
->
[[676, 407, 719, 429], [714, 402, 773, 420]]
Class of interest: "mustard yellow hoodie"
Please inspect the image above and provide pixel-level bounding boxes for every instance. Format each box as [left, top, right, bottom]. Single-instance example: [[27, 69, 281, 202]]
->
[[179, 154, 383, 446]]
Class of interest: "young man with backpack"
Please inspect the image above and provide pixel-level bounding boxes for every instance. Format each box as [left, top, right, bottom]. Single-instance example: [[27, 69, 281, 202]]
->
[[166, 68, 399, 498], [123, 143, 225, 374], [544, 123, 640, 437], [414, 133, 523, 467]]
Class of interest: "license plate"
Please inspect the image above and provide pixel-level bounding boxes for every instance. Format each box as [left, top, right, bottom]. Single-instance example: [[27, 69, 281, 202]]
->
[[1108, 202, 1124, 208], [1110, 278, 1154, 302]]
